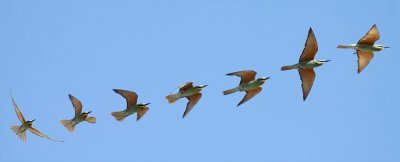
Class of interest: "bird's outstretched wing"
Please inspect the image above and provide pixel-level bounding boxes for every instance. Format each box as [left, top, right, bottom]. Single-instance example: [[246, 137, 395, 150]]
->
[[299, 69, 316, 101], [69, 94, 83, 117], [113, 89, 138, 108], [358, 24, 380, 45], [29, 127, 64, 142], [357, 50, 374, 73], [137, 107, 149, 121], [238, 87, 262, 107], [183, 93, 202, 118], [226, 70, 257, 85], [179, 82, 194, 92], [299, 28, 318, 62], [10, 92, 26, 124]]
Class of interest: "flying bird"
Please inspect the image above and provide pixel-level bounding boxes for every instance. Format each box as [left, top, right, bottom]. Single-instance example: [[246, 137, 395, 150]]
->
[[223, 70, 270, 106], [166, 82, 207, 118], [337, 24, 389, 73], [60, 94, 96, 133], [111, 89, 150, 122], [10, 91, 64, 142], [281, 28, 330, 101]]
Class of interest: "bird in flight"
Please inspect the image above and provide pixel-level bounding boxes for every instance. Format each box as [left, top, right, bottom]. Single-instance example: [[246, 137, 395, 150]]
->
[[281, 27, 330, 101], [337, 24, 389, 73], [223, 70, 270, 107], [111, 89, 150, 122], [10, 90, 64, 142], [166, 82, 207, 118], [60, 94, 96, 133]]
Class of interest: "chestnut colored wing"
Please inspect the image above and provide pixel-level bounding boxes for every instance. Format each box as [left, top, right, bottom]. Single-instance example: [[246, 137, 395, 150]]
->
[[179, 82, 194, 92], [69, 94, 83, 117], [29, 127, 64, 142], [237, 87, 262, 107], [183, 93, 202, 118], [113, 89, 138, 108], [299, 28, 318, 62], [11, 94, 26, 124], [358, 24, 380, 45], [357, 50, 374, 73], [226, 70, 257, 85], [299, 69, 316, 101]]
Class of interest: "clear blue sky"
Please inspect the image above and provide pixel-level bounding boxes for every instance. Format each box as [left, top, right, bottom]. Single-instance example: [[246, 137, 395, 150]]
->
[[1, 0, 399, 162]]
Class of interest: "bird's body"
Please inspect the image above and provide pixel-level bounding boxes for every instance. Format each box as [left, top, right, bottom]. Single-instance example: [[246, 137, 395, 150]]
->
[[337, 24, 389, 73], [10, 121, 32, 141], [10, 90, 64, 142], [111, 89, 150, 121], [337, 43, 385, 52], [282, 60, 326, 71], [60, 94, 96, 133], [67, 112, 91, 125], [242, 79, 266, 91], [281, 28, 330, 101], [180, 86, 204, 97], [166, 82, 207, 118], [223, 70, 270, 106]]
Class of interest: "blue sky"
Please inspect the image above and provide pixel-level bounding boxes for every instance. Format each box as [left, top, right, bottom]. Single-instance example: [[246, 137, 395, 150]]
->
[[1, 0, 399, 161]]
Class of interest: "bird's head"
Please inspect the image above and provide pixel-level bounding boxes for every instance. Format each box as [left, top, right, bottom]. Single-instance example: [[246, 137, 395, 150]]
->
[[26, 119, 36, 126], [81, 111, 91, 118], [195, 85, 208, 91], [316, 60, 331, 65], [376, 45, 390, 51], [138, 103, 151, 107], [257, 77, 270, 82], [28, 119, 36, 123]]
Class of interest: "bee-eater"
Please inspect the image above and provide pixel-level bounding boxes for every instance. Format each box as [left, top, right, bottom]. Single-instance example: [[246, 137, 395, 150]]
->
[[111, 89, 150, 122], [337, 24, 389, 73], [165, 82, 207, 118], [10, 91, 64, 142], [281, 28, 330, 101], [223, 70, 270, 106], [60, 94, 96, 133]]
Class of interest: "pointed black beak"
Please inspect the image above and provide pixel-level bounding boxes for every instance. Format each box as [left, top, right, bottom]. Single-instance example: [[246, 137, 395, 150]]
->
[[202, 85, 208, 88], [323, 60, 332, 62], [32, 119, 36, 122], [266, 77, 271, 80], [384, 46, 390, 48], [87, 111, 92, 114], [145, 103, 151, 106]]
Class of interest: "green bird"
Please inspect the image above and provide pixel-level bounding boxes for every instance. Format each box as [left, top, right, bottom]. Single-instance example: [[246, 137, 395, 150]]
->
[[60, 94, 96, 133], [10, 91, 64, 142], [223, 70, 270, 107], [337, 24, 389, 73], [111, 89, 150, 122], [166, 82, 207, 118], [281, 27, 330, 101]]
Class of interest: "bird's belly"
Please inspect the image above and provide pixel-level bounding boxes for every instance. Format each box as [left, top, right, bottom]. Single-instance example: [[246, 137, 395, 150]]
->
[[126, 107, 138, 114], [242, 82, 262, 91], [356, 44, 374, 51], [182, 88, 199, 97], [72, 117, 84, 124], [20, 124, 29, 132], [300, 61, 320, 69]]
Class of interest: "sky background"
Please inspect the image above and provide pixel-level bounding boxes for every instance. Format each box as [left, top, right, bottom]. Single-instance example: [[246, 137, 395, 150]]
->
[[1, 0, 399, 162]]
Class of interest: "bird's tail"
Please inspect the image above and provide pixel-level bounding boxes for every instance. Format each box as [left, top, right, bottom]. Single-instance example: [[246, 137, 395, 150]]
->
[[223, 87, 240, 95], [337, 44, 355, 49], [111, 110, 128, 121], [281, 64, 298, 71], [165, 93, 182, 103], [86, 117, 96, 123], [60, 119, 76, 133], [10, 125, 26, 141]]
